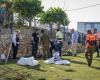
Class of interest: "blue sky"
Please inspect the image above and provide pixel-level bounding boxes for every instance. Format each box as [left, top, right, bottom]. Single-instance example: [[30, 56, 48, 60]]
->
[[42, 0, 100, 30]]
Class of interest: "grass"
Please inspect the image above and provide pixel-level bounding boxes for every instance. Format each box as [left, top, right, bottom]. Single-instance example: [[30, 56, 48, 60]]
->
[[0, 53, 100, 80]]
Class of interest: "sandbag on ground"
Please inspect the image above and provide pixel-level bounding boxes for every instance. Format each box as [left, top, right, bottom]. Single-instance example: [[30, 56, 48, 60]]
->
[[17, 57, 38, 66], [44, 52, 70, 65]]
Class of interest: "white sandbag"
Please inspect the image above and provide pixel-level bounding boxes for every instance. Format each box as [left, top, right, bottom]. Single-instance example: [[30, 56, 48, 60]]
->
[[26, 57, 38, 66], [44, 58, 55, 64], [55, 60, 70, 65], [17, 57, 38, 66], [44, 52, 61, 64], [17, 57, 27, 65], [0, 54, 6, 60], [44, 52, 70, 65], [53, 52, 61, 61]]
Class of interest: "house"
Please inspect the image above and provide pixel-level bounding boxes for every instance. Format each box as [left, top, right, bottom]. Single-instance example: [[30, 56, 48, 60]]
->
[[77, 22, 100, 34]]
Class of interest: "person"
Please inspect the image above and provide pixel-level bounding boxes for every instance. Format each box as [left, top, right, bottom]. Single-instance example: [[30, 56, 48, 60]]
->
[[85, 30, 96, 66], [71, 29, 78, 56], [11, 30, 20, 59], [40, 29, 50, 59], [66, 32, 71, 48], [32, 32, 39, 58], [50, 40, 55, 57], [56, 28, 63, 57], [93, 28, 100, 57]]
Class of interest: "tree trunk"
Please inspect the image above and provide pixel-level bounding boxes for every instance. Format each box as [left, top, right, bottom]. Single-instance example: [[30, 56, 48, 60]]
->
[[50, 24, 53, 39], [9, 13, 13, 34], [57, 23, 60, 28], [29, 21, 32, 27], [28, 18, 32, 27], [50, 24, 52, 33]]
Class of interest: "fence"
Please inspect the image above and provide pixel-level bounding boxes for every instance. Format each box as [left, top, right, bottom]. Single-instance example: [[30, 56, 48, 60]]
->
[[0, 28, 33, 57], [0, 28, 85, 58]]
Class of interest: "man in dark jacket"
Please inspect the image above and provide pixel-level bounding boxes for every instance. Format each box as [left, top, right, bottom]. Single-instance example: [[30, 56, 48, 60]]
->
[[32, 32, 39, 58]]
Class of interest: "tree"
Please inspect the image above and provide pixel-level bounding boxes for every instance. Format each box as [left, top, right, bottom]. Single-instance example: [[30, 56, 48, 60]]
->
[[12, 0, 43, 27], [40, 7, 70, 30], [0, 0, 13, 32]]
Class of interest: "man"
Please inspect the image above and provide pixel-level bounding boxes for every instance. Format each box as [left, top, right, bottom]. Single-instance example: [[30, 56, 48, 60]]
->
[[40, 29, 50, 59], [32, 32, 39, 58], [56, 28, 63, 57], [11, 30, 20, 59], [93, 28, 100, 57], [85, 30, 96, 66], [71, 29, 78, 56]]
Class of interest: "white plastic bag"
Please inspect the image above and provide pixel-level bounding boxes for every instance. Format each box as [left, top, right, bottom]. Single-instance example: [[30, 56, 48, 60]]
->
[[44, 52, 61, 64], [17, 57, 27, 65], [53, 52, 61, 61], [55, 60, 70, 65], [26, 57, 38, 66], [44, 58, 55, 64], [17, 57, 38, 66], [1, 54, 6, 60]]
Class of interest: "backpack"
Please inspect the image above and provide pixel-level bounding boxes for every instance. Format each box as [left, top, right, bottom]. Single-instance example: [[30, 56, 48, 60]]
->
[[89, 34, 96, 46]]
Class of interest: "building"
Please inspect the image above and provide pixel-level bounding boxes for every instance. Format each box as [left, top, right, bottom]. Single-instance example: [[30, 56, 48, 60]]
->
[[77, 22, 100, 34]]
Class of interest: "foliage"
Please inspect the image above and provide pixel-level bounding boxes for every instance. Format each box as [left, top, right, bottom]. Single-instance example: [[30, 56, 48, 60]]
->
[[12, 0, 43, 27], [0, 0, 13, 28], [40, 7, 70, 26]]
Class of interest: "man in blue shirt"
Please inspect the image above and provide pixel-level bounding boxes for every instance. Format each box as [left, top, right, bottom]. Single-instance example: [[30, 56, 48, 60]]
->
[[71, 29, 78, 56]]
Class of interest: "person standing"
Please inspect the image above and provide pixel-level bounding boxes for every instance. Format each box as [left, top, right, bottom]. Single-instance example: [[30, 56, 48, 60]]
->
[[85, 30, 96, 66], [71, 29, 78, 56], [93, 28, 100, 57], [32, 32, 39, 58], [50, 40, 55, 57], [40, 29, 50, 59], [11, 30, 20, 59], [56, 28, 63, 57]]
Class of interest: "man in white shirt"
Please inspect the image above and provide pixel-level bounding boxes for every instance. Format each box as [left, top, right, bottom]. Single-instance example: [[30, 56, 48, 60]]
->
[[11, 30, 20, 59]]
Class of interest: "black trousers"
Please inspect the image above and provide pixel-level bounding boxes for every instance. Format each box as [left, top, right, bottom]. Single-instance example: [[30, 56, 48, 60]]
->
[[95, 45, 99, 57], [50, 41, 55, 57], [12, 43, 18, 59], [94, 41, 99, 57], [32, 44, 38, 58]]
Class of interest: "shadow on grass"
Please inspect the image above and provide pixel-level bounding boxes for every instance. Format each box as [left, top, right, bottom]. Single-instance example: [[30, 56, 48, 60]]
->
[[23, 64, 47, 72], [38, 78, 46, 80], [65, 69, 76, 72], [70, 60, 87, 65], [0, 59, 47, 73], [0, 59, 18, 65], [90, 66, 100, 70], [62, 58, 87, 65], [77, 56, 100, 61]]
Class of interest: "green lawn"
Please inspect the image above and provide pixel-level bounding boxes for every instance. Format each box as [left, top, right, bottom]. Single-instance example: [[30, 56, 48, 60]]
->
[[0, 54, 100, 80]]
